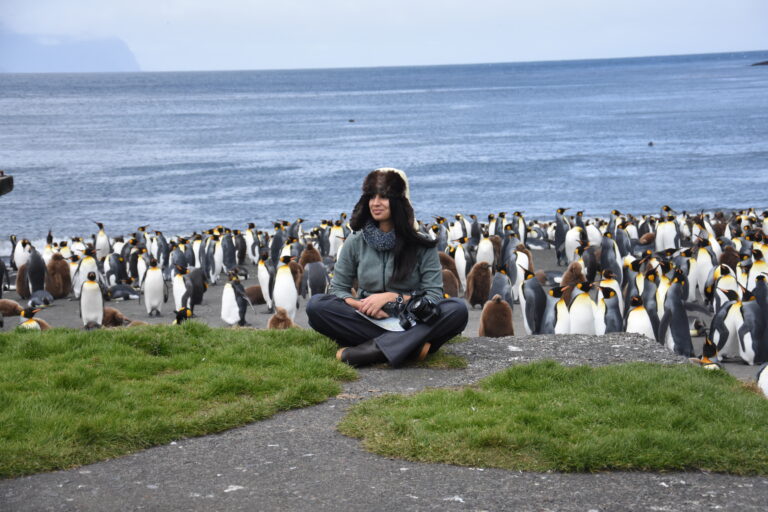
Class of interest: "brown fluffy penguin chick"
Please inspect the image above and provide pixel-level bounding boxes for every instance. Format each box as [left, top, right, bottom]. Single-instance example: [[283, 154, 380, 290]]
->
[[441, 269, 460, 298], [288, 261, 303, 292], [102, 307, 130, 327], [298, 243, 322, 267], [0, 299, 23, 316], [719, 246, 741, 272], [45, 253, 72, 298], [560, 261, 587, 305], [438, 251, 460, 285], [15, 263, 30, 300], [465, 262, 492, 309], [516, 244, 534, 272], [244, 284, 266, 305], [479, 294, 514, 337], [267, 307, 296, 329]]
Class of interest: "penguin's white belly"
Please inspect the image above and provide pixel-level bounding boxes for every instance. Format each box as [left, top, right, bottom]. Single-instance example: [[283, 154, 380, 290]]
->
[[221, 285, 240, 325], [80, 284, 103, 325], [626, 308, 655, 340], [455, 252, 467, 292], [273, 272, 298, 319], [19, 319, 41, 330], [144, 272, 165, 313], [720, 306, 743, 359], [554, 301, 570, 334], [569, 296, 596, 335], [476, 243, 494, 266], [258, 266, 273, 308], [173, 276, 186, 310]]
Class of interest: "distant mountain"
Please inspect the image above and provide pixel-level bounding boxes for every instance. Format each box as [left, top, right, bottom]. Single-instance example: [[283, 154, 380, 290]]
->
[[0, 26, 140, 73]]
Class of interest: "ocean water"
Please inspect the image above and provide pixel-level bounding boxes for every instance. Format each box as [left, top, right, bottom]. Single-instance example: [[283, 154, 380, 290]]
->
[[1, 50, 767, 248]]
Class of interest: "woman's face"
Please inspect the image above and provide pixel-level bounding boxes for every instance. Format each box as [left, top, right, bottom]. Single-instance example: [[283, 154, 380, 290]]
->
[[369, 194, 391, 223]]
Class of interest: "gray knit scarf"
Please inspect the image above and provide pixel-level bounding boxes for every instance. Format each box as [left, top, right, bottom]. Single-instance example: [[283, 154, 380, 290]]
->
[[362, 221, 396, 251]]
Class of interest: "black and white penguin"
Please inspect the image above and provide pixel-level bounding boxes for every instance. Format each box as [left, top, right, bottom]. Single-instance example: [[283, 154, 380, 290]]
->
[[488, 268, 514, 311], [708, 289, 743, 361], [301, 261, 330, 298], [595, 286, 623, 335], [735, 289, 768, 365], [94, 222, 111, 261], [141, 258, 167, 317], [79, 271, 104, 327], [657, 274, 694, 356], [221, 272, 250, 327], [25, 246, 47, 295], [18, 307, 51, 330], [568, 281, 596, 335], [273, 255, 298, 320], [257, 253, 275, 313], [624, 295, 657, 341], [519, 266, 546, 335]]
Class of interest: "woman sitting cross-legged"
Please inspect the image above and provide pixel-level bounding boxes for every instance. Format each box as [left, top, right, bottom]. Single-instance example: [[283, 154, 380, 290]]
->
[[306, 168, 468, 368]]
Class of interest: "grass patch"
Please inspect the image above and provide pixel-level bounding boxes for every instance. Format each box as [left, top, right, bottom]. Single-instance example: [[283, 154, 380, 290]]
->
[[0, 323, 356, 478], [339, 361, 768, 474], [446, 335, 469, 344]]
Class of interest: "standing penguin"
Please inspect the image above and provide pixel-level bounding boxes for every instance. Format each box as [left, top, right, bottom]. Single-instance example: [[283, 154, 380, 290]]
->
[[465, 261, 493, 309], [257, 253, 275, 313], [478, 294, 514, 337], [555, 208, 571, 266], [79, 271, 104, 327], [221, 272, 250, 327], [519, 267, 547, 335], [141, 258, 168, 317], [273, 255, 299, 320], [658, 274, 694, 356], [301, 261, 330, 298], [568, 281, 597, 335], [488, 268, 515, 310], [25, 246, 47, 295], [624, 296, 657, 341], [708, 289, 744, 361], [94, 222, 111, 261], [737, 289, 768, 365], [595, 286, 623, 335]]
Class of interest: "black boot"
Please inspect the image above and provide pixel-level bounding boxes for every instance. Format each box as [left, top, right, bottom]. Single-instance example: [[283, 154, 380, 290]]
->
[[336, 340, 387, 367]]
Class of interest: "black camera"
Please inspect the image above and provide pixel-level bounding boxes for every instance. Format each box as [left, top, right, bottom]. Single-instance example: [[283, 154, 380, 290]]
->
[[398, 291, 441, 330]]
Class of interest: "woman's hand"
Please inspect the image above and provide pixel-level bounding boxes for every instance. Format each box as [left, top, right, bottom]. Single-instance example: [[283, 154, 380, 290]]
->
[[357, 292, 398, 319]]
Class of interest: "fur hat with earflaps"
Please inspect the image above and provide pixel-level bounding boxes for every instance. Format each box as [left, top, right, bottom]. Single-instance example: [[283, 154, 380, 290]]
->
[[350, 168, 414, 230], [361, 168, 411, 202]]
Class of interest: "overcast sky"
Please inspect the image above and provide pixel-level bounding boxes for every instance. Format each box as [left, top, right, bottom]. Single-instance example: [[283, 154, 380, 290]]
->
[[2, 0, 767, 72]]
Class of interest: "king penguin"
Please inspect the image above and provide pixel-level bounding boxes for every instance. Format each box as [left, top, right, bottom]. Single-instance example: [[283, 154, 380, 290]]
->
[[141, 257, 168, 317], [221, 272, 250, 327], [519, 266, 546, 335], [79, 271, 104, 327], [257, 253, 275, 313], [737, 288, 768, 365], [657, 273, 694, 356], [273, 255, 298, 320], [624, 295, 657, 341], [18, 307, 52, 330], [568, 281, 597, 335]]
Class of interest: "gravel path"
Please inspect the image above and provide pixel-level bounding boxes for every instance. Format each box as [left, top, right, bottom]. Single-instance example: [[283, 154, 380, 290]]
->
[[3, 332, 768, 512]]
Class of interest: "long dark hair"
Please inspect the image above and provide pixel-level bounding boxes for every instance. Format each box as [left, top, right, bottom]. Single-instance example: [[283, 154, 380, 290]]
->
[[349, 173, 436, 284]]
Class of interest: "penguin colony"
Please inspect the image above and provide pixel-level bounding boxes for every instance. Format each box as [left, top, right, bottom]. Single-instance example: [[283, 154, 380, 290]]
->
[[1, 209, 768, 376]]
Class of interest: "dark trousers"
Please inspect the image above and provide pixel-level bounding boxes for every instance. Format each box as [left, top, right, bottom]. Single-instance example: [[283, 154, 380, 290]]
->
[[306, 294, 469, 367]]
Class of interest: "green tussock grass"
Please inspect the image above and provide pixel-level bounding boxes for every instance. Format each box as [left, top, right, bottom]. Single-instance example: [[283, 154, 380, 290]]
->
[[0, 323, 356, 478], [339, 361, 768, 475]]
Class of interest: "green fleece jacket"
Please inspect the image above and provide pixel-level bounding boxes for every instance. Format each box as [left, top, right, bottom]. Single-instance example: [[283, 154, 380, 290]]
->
[[329, 231, 443, 303]]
